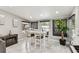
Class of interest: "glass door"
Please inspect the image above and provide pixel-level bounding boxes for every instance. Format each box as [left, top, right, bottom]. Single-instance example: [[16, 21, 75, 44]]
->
[[40, 21, 50, 36]]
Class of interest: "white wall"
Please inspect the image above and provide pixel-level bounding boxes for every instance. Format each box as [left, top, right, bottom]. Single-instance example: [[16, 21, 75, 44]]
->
[[0, 10, 24, 41]]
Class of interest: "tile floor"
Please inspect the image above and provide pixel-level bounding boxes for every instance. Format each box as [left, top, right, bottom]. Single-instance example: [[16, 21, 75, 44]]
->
[[6, 37, 71, 53]]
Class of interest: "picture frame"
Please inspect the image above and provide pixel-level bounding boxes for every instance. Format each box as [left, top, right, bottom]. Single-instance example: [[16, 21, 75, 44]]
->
[[12, 18, 18, 27]]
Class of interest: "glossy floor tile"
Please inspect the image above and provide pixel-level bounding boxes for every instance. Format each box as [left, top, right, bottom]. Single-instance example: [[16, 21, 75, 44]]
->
[[6, 37, 71, 53]]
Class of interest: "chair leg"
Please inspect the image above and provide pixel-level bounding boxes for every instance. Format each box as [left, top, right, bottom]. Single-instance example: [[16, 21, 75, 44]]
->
[[27, 41, 30, 52], [40, 39, 41, 49], [26, 38, 31, 52], [43, 39, 46, 48], [34, 38, 37, 48], [43, 34, 46, 48]]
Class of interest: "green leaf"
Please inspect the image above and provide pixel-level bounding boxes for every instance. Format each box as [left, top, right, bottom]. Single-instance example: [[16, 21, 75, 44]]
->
[[55, 19, 68, 33]]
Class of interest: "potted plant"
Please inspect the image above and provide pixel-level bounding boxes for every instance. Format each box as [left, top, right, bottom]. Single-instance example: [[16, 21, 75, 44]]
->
[[55, 19, 68, 45]]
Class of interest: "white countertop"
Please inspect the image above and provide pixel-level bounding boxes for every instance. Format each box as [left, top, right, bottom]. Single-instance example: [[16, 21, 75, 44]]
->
[[25, 30, 46, 34]]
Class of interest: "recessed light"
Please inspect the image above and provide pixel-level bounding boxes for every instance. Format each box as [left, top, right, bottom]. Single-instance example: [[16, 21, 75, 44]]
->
[[15, 19, 18, 21], [40, 14, 43, 16], [56, 11, 59, 14], [30, 16, 32, 19], [0, 14, 5, 18]]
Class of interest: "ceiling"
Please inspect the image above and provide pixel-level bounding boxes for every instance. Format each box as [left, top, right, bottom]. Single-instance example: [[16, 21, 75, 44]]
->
[[0, 6, 74, 21]]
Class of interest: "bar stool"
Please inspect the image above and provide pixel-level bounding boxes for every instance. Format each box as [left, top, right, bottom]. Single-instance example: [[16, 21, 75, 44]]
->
[[27, 33, 35, 52], [30, 33, 35, 48], [26, 33, 31, 52], [34, 33, 42, 49]]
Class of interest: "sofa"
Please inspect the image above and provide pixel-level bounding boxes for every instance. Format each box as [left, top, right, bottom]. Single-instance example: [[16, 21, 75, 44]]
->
[[0, 39, 6, 53]]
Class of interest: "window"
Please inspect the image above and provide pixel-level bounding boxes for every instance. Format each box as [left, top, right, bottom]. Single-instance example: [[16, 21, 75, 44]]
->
[[31, 22, 38, 29], [53, 19, 67, 37]]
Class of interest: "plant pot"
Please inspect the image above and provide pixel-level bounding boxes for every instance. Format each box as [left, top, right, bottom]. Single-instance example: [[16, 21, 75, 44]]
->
[[59, 39, 66, 45]]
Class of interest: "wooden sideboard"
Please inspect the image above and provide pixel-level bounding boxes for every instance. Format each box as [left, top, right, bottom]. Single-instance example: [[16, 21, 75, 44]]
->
[[0, 34, 18, 47]]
